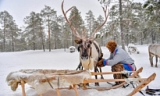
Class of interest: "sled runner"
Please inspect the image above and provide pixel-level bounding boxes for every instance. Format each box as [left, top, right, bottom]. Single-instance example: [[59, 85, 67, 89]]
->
[[6, 67, 156, 96]]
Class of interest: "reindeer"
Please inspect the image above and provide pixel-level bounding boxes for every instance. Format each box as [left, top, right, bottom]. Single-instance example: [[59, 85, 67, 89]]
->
[[148, 44, 160, 67], [61, 0, 109, 86]]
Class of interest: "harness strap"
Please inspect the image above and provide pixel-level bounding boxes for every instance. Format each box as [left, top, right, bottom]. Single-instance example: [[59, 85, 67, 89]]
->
[[87, 47, 92, 70], [92, 42, 102, 61], [90, 46, 92, 57], [93, 42, 100, 53]]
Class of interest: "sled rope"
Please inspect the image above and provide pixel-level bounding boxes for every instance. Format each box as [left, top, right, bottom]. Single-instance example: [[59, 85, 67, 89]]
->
[[43, 71, 53, 89], [130, 81, 145, 96], [124, 78, 141, 84], [122, 71, 145, 96], [123, 76, 145, 96]]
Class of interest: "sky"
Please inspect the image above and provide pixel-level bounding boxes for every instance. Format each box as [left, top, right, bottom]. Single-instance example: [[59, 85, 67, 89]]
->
[[0, 0, 145, 27], [0, 45, 159, 96]]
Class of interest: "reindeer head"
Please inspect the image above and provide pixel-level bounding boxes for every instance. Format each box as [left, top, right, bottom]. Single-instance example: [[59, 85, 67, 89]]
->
[[61, 0, 109, 60], [75, 39, 93, 60]]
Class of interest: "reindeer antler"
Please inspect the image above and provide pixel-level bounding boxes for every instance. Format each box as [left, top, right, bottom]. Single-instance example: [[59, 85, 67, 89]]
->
[[61, 0, 81, 39], [62, 0, 109, 40], [81, 28, 87, 39], [90, 6, 109, 40]]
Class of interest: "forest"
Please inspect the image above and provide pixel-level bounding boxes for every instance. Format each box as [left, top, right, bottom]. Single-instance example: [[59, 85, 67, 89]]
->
[[0, 0, 160, 52]]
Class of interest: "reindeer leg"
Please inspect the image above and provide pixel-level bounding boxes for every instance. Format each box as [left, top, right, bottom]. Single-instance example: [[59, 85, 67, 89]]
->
[[79, 62, 83, 70], [81, 65, 83, 70], [99, 67, 113, 86], [149, 52, 152, 67], [149, 54, 153, 67], [94, 66, 99, 86], [99, 67, 104, 79], [151, 55, 154, 67], [76, 62, 82, 70]]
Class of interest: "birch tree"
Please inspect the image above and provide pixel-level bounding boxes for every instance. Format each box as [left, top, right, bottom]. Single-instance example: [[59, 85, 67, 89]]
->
[[40, 5, 57, 51]]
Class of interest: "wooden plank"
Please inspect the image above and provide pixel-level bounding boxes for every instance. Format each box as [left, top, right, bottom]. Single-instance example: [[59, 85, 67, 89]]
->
[[91, 71, 136, 75], [21, 80, 26, 96], [19, 67, 144, 96], [127, 73, 156, 96], [39, 70, 86, 83], [85, 67, 143, 84], [56, 88, 61, 96], [91, 67, 143, 76], [83, 78, 146, 83], [73, 85, 79, 96], [87, 67, 143, 91]]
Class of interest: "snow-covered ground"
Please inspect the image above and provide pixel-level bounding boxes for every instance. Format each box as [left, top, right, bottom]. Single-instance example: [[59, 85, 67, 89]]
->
[[0, 45, 159, 96]]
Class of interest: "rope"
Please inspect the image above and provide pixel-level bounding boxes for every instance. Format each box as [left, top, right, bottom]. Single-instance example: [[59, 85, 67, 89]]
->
[[57, 76, 60, 88], [130, 81, 145, 96], [43, 71, 53, 89], [123, 75, 145, 96], [124, 78, 140, 84]]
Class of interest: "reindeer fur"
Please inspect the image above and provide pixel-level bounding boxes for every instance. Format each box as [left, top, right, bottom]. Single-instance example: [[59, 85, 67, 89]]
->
[[6, 69, 91, 94], [148, 44, 160, 67]]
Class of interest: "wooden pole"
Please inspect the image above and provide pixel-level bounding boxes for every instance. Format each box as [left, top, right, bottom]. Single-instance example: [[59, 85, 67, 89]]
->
[[73, 85, 79, 96], [21, 80, 26, 96], [83, 78, 146, 83], [85, 67, 143, 91], [127, 73, 156, 96], [56, 88, 61, 96], [91, 71, 137, 75]]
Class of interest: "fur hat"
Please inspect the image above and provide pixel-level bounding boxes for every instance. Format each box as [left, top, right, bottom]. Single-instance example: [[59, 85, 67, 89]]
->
[[106, 40, 117, 53]]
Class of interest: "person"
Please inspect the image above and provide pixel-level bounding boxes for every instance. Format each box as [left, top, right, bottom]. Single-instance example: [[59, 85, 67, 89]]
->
[[97, 40, 136, 85]]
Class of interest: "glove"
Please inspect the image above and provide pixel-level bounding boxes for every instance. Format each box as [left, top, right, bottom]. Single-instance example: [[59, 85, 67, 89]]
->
[[97, 58, 105, 67]]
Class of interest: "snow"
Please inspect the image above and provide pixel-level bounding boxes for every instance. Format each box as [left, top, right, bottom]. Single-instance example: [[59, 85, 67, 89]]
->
[[69, 46, 76, 49], [69, 46, 76, 52], [0, 45, 160, 96], [128, 43, 136, 47]]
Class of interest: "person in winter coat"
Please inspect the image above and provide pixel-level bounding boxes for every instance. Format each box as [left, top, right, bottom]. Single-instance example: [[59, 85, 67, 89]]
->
[[97, 40, 137, 85]]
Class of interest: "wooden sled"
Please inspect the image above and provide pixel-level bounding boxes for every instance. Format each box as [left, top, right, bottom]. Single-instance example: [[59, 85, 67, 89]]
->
[[84, 67, 156, 96], [6, 67, 156, 96]]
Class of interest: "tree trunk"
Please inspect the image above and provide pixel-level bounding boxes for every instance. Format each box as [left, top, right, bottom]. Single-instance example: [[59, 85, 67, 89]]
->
[[3, 18, 6, 52], [40, 23, 45, 52], [48, 17, 51, 52], [119, 0, 125, 50], [11, 31, 14, 52]]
